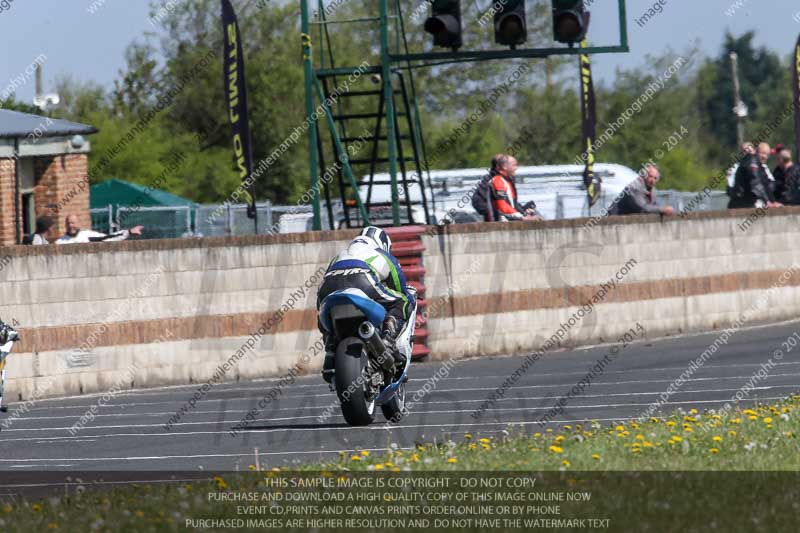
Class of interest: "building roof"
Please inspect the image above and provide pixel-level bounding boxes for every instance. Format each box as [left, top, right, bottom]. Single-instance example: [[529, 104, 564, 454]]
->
[[0, 109, 97, 139], [90, 179, 197, 209]]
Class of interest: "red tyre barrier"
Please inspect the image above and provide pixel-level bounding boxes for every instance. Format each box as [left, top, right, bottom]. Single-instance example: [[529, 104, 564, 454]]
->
[[386, 226, 429, 361]]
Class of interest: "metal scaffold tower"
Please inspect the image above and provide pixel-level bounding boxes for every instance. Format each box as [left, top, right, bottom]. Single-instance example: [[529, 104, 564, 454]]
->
[[301, 0, 434, 230], [301, 0, 630, 231]]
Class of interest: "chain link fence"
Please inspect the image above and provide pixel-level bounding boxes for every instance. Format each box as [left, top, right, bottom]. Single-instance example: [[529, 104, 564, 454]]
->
[[89, 191, 732, 240]]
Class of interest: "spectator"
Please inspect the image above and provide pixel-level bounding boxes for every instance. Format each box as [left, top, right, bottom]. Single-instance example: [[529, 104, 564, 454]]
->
[[771, 143, 787, 198], [729, 142, 782, 209], [490, 155, 541, 221], [726, 142, 755, 194], [778, 148, 800, 205], [30, 215, 55, 245], [608, 163, 674, 216], [55, 214, 144, 244]]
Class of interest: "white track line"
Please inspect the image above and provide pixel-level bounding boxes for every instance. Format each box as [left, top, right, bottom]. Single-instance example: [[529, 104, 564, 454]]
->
[[0, 396, 786, 443], [6, 383, 796, 423], [1, 391, 791, 433], [11, 370, 800, 416]]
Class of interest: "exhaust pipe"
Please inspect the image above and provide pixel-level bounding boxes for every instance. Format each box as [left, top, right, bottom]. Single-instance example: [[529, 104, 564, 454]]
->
[[358, 322, 394, 371]]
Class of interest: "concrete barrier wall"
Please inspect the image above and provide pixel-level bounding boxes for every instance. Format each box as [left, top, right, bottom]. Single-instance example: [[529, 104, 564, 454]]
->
[[421, 208, 800, 359], [1, 232, 356, 400], [3, 207, 800, 400]]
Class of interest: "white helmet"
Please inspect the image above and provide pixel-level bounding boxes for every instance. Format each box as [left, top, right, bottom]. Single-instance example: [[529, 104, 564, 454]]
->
[[359, 226, 392, 254]]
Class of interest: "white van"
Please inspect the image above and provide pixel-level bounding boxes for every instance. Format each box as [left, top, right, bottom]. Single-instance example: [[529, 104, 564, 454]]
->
[[361, 163, 640, 224]]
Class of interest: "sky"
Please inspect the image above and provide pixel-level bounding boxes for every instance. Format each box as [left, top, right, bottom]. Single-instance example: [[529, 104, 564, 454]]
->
[[1, 1, 800, 105]]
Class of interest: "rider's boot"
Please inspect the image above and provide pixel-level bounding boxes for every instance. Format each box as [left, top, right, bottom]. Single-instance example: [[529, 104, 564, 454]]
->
[[321, 335, 336, 384], [382, 316, 407, 376]]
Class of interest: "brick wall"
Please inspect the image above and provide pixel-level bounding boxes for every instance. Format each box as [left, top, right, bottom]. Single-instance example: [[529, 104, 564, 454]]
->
[[35, 154, 91, 236], [0, 154, 90, 245], [0, 158, 17, 245]]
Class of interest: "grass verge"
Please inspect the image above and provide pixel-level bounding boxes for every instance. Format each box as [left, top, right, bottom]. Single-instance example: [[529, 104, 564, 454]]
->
[[1, 396, 799, 532]]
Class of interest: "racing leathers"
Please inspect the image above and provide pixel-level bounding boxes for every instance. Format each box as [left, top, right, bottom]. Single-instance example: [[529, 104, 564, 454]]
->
[[317, 236, 415, 379]]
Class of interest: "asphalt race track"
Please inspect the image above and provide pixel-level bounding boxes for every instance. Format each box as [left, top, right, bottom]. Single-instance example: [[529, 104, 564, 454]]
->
[[1, 320, 799, 473]]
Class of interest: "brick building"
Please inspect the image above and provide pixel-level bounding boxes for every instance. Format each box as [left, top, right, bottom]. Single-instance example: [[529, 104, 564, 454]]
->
[[0, 109, 97, 245]]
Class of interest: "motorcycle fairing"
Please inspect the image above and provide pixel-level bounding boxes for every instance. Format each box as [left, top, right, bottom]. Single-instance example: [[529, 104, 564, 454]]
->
[[319, 288, 386, 333]]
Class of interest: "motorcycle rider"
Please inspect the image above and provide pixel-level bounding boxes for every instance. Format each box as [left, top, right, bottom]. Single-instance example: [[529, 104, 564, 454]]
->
[[316, 226, 415, 383], [0, 318, 19, 414]]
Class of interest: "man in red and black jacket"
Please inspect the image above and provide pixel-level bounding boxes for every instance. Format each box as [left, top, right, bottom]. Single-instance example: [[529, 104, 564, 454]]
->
[[490, 154, 541, 221]]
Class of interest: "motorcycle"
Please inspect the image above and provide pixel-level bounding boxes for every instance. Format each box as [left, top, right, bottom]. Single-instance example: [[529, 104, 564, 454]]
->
[[0, 322, 20, 414], [319, 287, 416, 426]]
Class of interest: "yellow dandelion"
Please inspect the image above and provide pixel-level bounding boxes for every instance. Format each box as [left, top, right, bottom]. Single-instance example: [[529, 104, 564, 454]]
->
[[666, 421, 676, 427], [31, 503, 42, 512], [546, 428, 553, 433], [561, 460, 571, 467], [763, 417, 773, 424], [631, 448, 641, 453], [213, 476, 228, 490], [554, 435, 565, 443], [712, 436, 722, 442], [361, 450, 370, 457], [635, 434, 645, 441], [630, 422, 639, 429], [479, 438, 491, 444], [643, 441, 653, 448], [549, 445, 564, 454], [533, 432, 542, 438], [672, 435, 684, 442], [373, 464, 384, 470], [350, 455, 361, 461], [731, 418, 742, 424], [709, 448, 719, 454], [684, 426, 693, 433], [464, 433, 472, 440], [650, 417, 660, 423], [615, 425, 625, 431], [563, 425, 572, 430], [481, 443, 491, 450], [748, 415, 758, 421], [391, 468, 401, 472], [591, 454, 601, 460], [447, 457, 458, 464], [468, 443, 477, 450], [729, 431, 737, 436], [690, 408, 698, 414], [743, 409, 757, 416], [411, 453, 420, 462]]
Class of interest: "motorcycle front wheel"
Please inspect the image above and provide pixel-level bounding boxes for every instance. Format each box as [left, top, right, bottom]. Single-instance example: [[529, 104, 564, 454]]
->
[[381, 380, 406, 423], [334, 338, 375, 426]]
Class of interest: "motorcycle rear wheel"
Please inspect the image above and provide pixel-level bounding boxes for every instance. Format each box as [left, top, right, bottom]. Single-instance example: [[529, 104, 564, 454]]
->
[[334, 338, 375, 426]]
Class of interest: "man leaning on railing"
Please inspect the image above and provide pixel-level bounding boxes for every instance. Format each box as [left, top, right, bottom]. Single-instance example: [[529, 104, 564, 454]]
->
[[55, 214, 144, 244]]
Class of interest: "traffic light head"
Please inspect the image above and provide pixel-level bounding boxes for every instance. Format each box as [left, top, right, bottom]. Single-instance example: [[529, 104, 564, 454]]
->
[[552, 0, 590, 44], [424, 0, 463, 50], [494, 0, 527, 48]]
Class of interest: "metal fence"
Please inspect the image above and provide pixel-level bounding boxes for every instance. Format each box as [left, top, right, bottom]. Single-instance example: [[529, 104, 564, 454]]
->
[[89, 190, 732, 240]]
